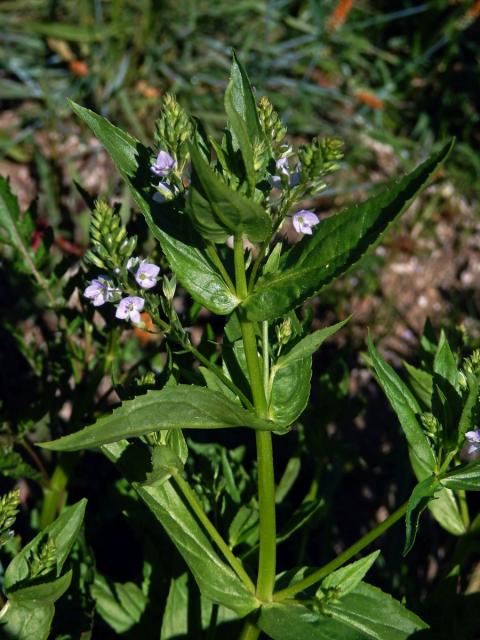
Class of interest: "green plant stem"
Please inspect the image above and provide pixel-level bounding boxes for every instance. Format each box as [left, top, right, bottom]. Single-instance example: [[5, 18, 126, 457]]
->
[[262, 321, 269, 396], [239, 618, 261, 640], [234, 235, 276, 602], [40, 461, 70, 529], [207, 242, 236, 293], [274, 500, 409, 601], [173, 471, 255, 593]]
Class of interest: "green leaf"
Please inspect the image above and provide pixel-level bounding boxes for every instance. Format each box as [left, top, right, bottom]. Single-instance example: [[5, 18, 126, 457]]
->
[[457, 371, 479, 446], [103, 441, 257, 617], [0, 601, 54, 640], [69, 102, 238, 315], [142, 445, 184, 488], [0, 176, 49, 280], [404, 475, 441, 555], [275, 318, 350, 370], [225, 52, 262, 143], [324, 582, 428, 639], [91, 574, 147, 634], [433, 331, 459, 391], [0, 450, 42, 482], [258, 583, 427, 640], [8, 571, 72, 606], [39, 385, 280, 452], [269, 356, 312, 427], [187, 142, 272, 243], [243, 141, 454, 321], [403, 362, 432, 409], [367, 336, 436, 472], [160, 572, 238, 639], [4, 499, 87, 591], [318, 552, 380, 599], [442, 461, 480, 492]]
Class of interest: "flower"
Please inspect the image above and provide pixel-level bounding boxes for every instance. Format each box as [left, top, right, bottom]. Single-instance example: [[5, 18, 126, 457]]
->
[[115, 296, 145, 324], [151, 150, 176, 177], [152, 181, 173, 203], [292, 210, 320, 235], [270, 156, 302, 189], [465, 429, 480, 454], [135, 261, 160, 289], [84, 276, 117, 307]]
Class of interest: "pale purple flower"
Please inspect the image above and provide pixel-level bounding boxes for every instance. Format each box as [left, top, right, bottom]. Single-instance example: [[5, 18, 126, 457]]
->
[[115, 296, 145, 324], [151, 150, 176, 177], [135, 261, 160, 289], [270, 157, 301, 189], [465, 429, 480, 454], [84, 276, 117, 307], [292, 210, 320, 235]]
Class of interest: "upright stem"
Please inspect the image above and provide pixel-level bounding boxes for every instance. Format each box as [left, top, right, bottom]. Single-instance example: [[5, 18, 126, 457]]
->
[[234, 236, 276, 602], [239, 618, 262, 640], [273, 500, 409, 601]]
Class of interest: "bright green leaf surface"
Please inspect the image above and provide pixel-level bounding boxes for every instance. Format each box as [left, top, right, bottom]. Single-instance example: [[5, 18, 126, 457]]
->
[[259, 582, 426, 639], [188, 143, 271, 243], [0, 601, 54, 640], [91, 574, 147, 634], [442, 461, 480, 492], [102, 441, 258, 617], [4, 500, 87, 591], [243, 141, 454, 321], [318, 551, 380, 599], [269, 356, 311, 427], [275, 317, 350, 370], [367, 336, 436, 472], [404, 475, 441, 555], [39, 386, 280, 452]]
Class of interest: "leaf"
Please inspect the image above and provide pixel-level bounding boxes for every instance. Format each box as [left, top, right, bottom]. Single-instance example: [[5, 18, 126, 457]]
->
[[269, 356, 312, 427], [187, 142, 272, 243], [442, 461, 480, 492], [433, 331, 459, 391], [102, 441, 257, 617], [8, 571, 72, 606], [225, 52, 262, 143], [367, 336, 436, 472], [91, 574, 147, 634], [142, 445, 184, 488], [318, 552, 380, 599], [160, 572, 238, 639], [277, 499, 326, 544], [404, 475, 441, 555], [243, 141, 454, 321], [0, 601, 54, 640], [275, 318, 350, 370], [0, 450, 42, 482], [4, 499, 87, 591], [403, 362, 432, 409], [69, 102, 238, 315], [258, 583, 427, 640], [0, 176, 49, 280], [324, 582, 428, 639], [39, 385, 280, 452], [457, 371, 479, 446], [275, 457, 301, 504]]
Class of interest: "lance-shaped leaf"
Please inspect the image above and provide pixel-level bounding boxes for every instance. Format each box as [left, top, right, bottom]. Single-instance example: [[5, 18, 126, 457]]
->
[[275, 317, 350, 371], [318, 551, 380, 599], [243, 140, 454, 321], [187, 142, 272, 243], [367, 336, 436, 473], [441, 461, 480, 492], [103, 441, 257, 617], [39, 386, 280, 452], [259, 582, 427, 640], [224, 53, 261, 192], [69, 102, 238, 315], [404, 475, 441, 555]]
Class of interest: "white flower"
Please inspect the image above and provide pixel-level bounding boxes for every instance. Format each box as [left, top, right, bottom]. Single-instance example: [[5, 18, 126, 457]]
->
[[84, 276, 118, 307], [292, 210, 320, 235], [115, 296, 145, 324]]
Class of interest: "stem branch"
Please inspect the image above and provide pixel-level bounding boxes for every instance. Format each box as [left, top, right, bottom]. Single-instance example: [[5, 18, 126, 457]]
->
[[274, 501, 408, 601]]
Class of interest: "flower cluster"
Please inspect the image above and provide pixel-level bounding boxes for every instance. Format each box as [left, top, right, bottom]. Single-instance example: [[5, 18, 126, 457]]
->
[[84, 259, 160, 325]]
